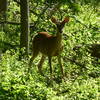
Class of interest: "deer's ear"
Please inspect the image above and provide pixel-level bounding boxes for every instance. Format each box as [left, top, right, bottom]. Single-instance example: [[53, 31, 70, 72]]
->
[[63, 17, 70, 23], [51, 17, 57, 24]]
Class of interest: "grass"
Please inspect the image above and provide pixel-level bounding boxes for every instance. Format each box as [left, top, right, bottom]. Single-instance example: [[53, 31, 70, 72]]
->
[[0, 49, 100, 100]]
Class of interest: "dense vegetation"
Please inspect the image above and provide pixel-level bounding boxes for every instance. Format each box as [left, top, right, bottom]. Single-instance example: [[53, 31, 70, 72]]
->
[[0, 0, 100, 100]]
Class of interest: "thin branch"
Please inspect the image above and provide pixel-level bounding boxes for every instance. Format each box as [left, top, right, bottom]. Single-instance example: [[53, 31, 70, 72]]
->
[[47, 2, 61, 19], [0, 40, 19, 48], [0, 20, 34, 28], [30, 9, 38, 16], [0, 20, 20, 25], [30, 5, 49, 30], [63, 56, 86, 68], [13, 0, 20, 5], [13, 0, 39, 16], [69, 15, 88, 28]]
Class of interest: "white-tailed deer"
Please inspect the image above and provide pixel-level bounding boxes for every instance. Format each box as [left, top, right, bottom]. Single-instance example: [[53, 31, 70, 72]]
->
[[29, 17, 69, 78]]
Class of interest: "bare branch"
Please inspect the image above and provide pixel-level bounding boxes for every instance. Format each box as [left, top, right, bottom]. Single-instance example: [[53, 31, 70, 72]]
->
[[0, 20, 34, 27], [0, 20, 20, 25], [63, 57, 86, 68], [13, 0, 20, 5]]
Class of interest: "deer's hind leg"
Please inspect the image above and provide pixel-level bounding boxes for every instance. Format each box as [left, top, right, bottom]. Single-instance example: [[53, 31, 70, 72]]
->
[[29, 48, 39, 72], [38, 55, 46, 75]]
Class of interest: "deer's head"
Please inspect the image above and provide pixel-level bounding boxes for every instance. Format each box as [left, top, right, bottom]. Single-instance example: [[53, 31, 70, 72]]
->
[[51, 17, 70, 33]]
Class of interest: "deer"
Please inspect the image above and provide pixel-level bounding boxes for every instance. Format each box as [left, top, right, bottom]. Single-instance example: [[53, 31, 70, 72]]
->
[[29, 16, 70, 78]]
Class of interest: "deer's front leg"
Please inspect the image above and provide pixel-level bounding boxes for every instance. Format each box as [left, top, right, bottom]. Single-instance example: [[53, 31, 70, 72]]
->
[[57, 55, 64, 78], [48, 56, 53, 77], [38, 55, 46, 75]]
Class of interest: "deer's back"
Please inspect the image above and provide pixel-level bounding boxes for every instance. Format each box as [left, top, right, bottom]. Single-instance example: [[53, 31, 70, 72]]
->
[[32, 32, 62, 56]]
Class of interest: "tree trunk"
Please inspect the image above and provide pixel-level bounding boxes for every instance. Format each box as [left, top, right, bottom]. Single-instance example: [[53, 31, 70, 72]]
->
[[0, 0, 7, 14], [0, 0, 7, 31], [20, 0, 30, 56]]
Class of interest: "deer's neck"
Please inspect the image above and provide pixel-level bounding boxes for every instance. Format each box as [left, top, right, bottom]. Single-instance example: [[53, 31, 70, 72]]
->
[[56, 31, 62, 45]]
